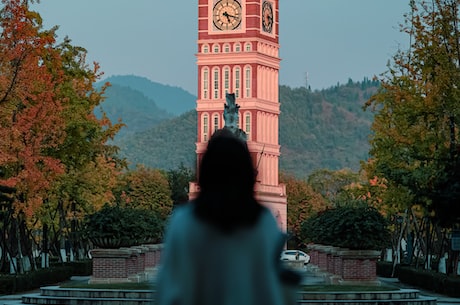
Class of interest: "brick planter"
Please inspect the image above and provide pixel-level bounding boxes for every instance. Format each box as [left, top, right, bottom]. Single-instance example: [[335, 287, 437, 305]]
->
[[89, 244, 163, 284], [337, 249, 381, 284], [89, 248, 139, 284], [307, 244, 381, 285]]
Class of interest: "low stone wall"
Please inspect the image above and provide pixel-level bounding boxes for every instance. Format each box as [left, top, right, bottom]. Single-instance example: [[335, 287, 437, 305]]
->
[[307, 244, 381, 285], [89, 244, 163, 284]]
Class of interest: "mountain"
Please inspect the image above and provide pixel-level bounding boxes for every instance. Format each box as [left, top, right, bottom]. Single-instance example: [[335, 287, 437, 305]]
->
[[96, 84, 173, 136], [115, 111, 197, 170], [101, 75, 196, 116], [278, 80, 377, 177], [106, 76, 379, 178]]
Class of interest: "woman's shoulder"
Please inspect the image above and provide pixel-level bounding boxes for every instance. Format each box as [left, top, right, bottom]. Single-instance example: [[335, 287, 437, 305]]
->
[[170, 202, 194, 220]]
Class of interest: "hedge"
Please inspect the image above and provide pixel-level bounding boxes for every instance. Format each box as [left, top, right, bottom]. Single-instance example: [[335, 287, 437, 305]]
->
[[0, 260, 92, 295], [377, 261, 460, 297]]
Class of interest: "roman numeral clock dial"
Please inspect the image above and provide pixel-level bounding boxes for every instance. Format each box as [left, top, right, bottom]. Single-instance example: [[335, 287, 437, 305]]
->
[[262, 1, 273, 33], [213, 0, 242, 31]]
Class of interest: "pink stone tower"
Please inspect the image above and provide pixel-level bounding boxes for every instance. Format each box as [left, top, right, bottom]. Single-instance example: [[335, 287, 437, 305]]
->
[[189, 0, 287, 231]]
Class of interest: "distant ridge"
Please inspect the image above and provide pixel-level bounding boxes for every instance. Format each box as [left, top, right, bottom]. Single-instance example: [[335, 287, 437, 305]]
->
[[101, 75, 196, 116], [104, 76, 379, 177]]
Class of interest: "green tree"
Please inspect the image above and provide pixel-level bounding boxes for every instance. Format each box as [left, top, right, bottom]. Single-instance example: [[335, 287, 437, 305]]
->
[[364, 0, 460, 274], [280, 173, 327, 249], [365, 0, 460, 228], [114, 165, 173, 221], [167, 163, 195, 206], [302, 205, 391, 251], [307, 168, 359, 205]]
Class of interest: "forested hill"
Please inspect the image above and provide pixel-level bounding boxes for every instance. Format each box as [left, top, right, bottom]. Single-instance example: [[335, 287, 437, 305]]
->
[[278, 79, 378, 177], [105, 76, 379, 178], [101, 75, 196, 115]]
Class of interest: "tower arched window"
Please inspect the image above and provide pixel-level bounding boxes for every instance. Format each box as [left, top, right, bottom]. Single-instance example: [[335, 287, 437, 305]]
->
[[245, 112, 251, 140], [224, 43, 230, 53], [202, 44, 209, 53], [245, 66, 251, 98], [223, 67, 230, 96], [213, 113, 219, 133], [202, 67, 209, 99], [213, 44, 220, 53], [213, 67, 220, 99], [234, 43, 241, 52], [234, 67, 241, 98], [245, 42, 251, 52], [203, 113, 209, 142]]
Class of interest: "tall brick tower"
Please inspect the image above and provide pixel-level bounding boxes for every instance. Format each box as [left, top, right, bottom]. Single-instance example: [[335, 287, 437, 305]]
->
[[190, 0, 287, 231]]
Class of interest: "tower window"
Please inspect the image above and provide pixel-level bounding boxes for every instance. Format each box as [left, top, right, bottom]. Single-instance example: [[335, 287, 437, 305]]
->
[[213, 44, 220, 53], [245, 43, 251, 52], [213, 68, 219, 99], [213, 114, 219, 133], [235, 43, 241, 52], [245, 112, 251, 133], [203, 114, 209, 142], [245, 66, 251, 98], [202, 44, 209, 53], [245, 112, 251, 140], [223, 67, 230, 95], [224, 44, 230, 53], [203, 68, 209, 99], [234, 67, 240, 98]]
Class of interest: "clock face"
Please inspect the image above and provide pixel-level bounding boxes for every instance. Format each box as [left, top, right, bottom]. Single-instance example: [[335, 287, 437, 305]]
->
[[213, 0, 242, 31], [262, 1, 273, 33]]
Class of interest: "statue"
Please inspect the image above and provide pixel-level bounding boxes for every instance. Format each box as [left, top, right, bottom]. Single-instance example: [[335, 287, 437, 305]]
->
[[223, 93, 247, 141]]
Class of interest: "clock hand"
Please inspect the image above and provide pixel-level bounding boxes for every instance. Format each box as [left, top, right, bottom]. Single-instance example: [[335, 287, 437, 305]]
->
[[223, 11, 237, 19], [223, 11, 231, 22]]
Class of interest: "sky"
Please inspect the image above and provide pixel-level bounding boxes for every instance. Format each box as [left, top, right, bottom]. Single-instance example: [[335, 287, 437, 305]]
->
[[33, 1, 411, 95]]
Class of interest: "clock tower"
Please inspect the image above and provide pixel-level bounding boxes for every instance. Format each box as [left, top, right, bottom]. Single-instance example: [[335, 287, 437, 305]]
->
[[190, 0, 287, 231]]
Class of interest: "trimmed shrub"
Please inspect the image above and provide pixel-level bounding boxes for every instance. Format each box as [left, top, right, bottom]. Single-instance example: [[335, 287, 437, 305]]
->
[[82, 204, 164, 248], [376, 261, 395, 278], [302, 206, 391, 250], [0, 265, 72, 294]]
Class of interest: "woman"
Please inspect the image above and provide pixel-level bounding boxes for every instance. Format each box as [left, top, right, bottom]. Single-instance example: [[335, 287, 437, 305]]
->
[[156, 129, 297, 305]]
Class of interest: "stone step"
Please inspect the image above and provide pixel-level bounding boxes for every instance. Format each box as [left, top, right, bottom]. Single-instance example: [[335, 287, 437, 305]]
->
[[297, 296, 437, 305], [296, 289, 420, 300], [21, 294, 154, 305], [20, 286, 436, 305], [38, 286, 153, 299]]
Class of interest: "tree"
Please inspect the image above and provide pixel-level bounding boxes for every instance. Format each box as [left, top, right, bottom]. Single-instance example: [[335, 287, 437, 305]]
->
[[365, 0, 460, 274], [114, 165, 173, 221], [302, 206, 391, 251], [40, 38, 124, 262], [0, 0, 125, 270], [167, 163, 195, 206], [0, 0, 68, 272], [307, 168, 359, 205], [365, 0, 460, 227], [280, 173, 326, 249]]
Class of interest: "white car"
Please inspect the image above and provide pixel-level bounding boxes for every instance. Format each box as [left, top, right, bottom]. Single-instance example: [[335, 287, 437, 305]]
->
[[280, 250, 310, 264]]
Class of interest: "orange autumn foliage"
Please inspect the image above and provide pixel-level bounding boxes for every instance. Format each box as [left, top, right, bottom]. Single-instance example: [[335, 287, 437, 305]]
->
[[0, 0, 65, 218]]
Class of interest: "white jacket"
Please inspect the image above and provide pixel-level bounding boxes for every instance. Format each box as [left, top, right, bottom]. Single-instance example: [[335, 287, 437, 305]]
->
[[156, 203, 288, 305]]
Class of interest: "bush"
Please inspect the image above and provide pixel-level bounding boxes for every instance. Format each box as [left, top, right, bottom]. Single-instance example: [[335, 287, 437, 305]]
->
[[397, 265, 460, 297], [301, 206, 391, 250], [376, 261, 395, 278], [51, 260, 92, 276], [0, 265, 72, 294], [82, 204, 164, 248]]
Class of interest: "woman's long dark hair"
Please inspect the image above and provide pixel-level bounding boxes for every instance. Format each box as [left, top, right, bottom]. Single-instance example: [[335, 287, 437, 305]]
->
[[194, 129, 263, 233]]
